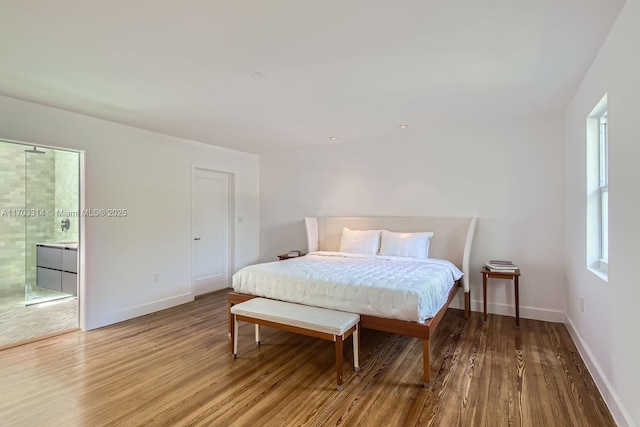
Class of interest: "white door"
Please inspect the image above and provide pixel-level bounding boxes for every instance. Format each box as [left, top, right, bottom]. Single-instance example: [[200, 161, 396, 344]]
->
[[191, 168, 230, 295]]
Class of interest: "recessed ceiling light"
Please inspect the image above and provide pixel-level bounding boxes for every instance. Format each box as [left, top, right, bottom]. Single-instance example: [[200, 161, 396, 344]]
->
[[329, 137, 338, 141], [399, 124, 408, 129]]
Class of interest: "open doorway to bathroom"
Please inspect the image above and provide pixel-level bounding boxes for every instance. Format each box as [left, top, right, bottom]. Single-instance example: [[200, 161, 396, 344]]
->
[[0, 140, 80, 348]]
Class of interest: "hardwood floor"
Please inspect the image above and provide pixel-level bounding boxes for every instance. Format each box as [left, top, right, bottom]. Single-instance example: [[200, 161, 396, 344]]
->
[[0, 290, 614, 426]]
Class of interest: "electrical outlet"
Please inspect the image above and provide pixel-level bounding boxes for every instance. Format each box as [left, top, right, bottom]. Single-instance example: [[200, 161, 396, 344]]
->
[[580, 297, 584, 313], [153, 273, 160, 283], [237, 216, 244, 224]]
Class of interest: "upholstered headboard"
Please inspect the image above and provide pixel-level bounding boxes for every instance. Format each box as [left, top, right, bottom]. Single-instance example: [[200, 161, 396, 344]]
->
[[304, 216, 477, 292]]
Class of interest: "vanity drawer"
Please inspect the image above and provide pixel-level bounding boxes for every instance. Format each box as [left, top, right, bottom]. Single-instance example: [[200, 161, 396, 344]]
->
[[37, 246, 62, 270], [62, 249, 77, 273], [62, 272, 77, 296], [37, 267, 62, 292]]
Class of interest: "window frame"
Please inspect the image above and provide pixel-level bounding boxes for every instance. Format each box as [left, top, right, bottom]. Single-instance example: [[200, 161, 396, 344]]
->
[[586, 94, 608, 280], [598, 114, 608, 265]]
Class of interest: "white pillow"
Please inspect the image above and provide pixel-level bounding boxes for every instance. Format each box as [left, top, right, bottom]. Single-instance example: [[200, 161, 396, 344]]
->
[[339, 227, 381, 255], [379, 230, 434, 258]]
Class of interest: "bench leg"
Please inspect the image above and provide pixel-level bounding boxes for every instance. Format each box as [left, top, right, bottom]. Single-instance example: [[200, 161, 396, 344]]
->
[[255, 324, 261, 346], [229, 310, 235, 354], [232, 315, 239, 359], [336, 335, 344, 391], [422, 339, 430, 388], [464, 291, 471, 320], [353, 324, 360, 372]]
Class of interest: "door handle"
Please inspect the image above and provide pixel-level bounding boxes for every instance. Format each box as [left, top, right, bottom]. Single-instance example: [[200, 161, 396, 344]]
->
[[194, 238, 201, 240]]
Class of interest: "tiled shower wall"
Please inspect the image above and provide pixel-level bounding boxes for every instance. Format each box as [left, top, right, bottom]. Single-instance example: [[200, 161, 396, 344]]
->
[[24, 148, 56, 287], [0, 142, 27, 290], [0, 141, 79, 292], [54, 150, 79, 242]]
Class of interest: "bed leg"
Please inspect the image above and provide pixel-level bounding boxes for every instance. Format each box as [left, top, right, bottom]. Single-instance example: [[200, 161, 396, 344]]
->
[[422, 339, 430, 388], [464, 291, 471, 320]]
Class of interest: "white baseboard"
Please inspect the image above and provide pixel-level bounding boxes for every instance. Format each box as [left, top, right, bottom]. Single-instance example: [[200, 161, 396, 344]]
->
[[85, 293, 194, 330], [476, 300, 565, 323], [565, 315, 634, 427], [449, 296, 565, 323]]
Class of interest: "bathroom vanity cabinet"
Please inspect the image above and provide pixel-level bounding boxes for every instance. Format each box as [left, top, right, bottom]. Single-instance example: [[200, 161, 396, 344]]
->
[[36, 243, 78, 296]]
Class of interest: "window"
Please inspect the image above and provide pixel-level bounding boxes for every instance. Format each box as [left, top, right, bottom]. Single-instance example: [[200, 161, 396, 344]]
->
[[586, 95, 608, 279], [598, 113, 608, 263]]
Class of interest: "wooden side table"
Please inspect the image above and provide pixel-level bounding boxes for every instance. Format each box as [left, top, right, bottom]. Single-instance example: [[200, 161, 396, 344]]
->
[[277, 253, 306, 261], [481, 267, 521, 327]]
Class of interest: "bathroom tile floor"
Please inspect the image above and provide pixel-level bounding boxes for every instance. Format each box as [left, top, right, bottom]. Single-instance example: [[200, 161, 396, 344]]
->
[[0, 287, 78, 348]]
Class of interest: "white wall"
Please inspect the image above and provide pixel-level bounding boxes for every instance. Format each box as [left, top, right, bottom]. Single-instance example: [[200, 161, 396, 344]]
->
[[260, 116, 566, 322], [0, 94, 260, 330], [564, 0, 640, 425]]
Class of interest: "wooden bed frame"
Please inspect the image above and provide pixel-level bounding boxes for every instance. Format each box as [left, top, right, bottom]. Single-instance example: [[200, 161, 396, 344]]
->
[[227, 216, 477, 387]]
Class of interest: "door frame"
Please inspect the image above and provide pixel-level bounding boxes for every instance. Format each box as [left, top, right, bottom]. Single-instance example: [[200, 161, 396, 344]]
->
[[189, 164, 235, 296], [0, 138, 85, 330]]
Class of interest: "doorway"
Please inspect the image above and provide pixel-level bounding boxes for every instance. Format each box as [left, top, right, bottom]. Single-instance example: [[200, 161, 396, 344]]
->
[[0, 140, 81, 348], [191, 167, 231, 296]]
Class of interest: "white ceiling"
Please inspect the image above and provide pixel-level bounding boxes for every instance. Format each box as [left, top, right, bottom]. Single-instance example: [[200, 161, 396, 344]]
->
[[0, 0, 625, 154]]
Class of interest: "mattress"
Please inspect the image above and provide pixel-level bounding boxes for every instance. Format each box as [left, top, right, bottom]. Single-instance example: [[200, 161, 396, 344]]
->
[[232, 251, 463, 323]]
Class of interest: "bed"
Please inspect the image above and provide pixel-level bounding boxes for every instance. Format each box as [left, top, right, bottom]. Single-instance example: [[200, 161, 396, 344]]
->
[[227, 216, 477, 386]]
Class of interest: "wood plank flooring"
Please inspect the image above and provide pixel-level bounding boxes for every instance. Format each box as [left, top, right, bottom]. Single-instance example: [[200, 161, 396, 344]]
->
[[0, 290, 614, 426]]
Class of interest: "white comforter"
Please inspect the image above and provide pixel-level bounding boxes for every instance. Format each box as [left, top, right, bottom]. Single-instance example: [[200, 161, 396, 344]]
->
[[232, 251, 463, 323]]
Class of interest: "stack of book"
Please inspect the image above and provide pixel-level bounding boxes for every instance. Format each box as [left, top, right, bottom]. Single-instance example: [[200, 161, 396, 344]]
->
[[484, 260, 518, 272]]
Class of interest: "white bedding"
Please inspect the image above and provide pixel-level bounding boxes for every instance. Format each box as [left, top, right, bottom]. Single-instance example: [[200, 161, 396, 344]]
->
[[232, 251, 463, 323]]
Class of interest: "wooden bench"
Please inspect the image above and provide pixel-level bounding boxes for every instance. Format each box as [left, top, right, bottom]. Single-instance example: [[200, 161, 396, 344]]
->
[[230, 298, 360, 390]]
